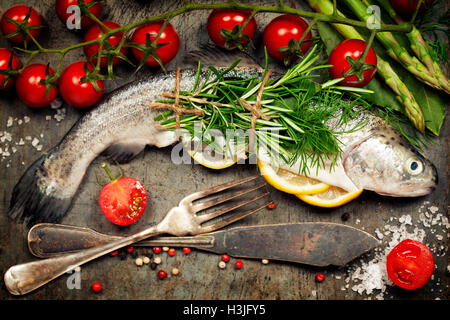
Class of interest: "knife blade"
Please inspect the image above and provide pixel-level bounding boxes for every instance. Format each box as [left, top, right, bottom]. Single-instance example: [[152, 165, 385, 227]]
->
[[28, 222, 380, 267]]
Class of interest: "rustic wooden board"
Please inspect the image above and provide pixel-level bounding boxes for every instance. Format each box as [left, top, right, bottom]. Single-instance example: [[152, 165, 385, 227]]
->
[[0, 0, 448, 301]]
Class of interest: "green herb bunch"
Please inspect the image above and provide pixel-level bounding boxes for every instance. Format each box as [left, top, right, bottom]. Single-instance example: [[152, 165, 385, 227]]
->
[[155, 46, 371, 174]]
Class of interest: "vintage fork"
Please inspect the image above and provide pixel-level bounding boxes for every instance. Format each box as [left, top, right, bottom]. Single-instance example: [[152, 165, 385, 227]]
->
[[4, 175, 269, 295]]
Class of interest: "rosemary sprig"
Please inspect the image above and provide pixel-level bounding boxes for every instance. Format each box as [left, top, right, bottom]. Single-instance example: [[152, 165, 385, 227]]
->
[[154, 46, 373, 175]]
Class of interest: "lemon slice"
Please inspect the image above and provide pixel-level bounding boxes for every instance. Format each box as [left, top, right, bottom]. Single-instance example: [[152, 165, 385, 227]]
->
[[297, 186, 363, 208], [186, 140, 238, 170], [257, 159, 330, 195]]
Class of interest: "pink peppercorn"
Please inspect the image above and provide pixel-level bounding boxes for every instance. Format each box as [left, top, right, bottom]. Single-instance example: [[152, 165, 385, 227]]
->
[[221, 254, 230, 263], [92, 282, 102, 292], [158, 270, 167, 279], [182, 247, 191, 255], [316, 273, 325, 282], [153, 246, 162, 254], [267, 201, 276, 210], [235, 260, 243, 269], [168, 248, 176, 256]]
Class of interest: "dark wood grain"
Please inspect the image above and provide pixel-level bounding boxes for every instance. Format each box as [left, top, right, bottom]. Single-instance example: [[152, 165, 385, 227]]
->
[[0, 0, 448, 300]]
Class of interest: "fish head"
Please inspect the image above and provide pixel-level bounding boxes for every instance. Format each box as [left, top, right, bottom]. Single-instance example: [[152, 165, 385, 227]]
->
[[343, 131, 437, 197]]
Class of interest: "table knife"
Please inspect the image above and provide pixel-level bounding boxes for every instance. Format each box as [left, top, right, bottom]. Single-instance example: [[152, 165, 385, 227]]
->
[[28, 222, 380, 267]]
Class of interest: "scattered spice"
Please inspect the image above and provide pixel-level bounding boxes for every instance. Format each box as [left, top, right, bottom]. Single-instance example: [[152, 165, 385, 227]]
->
[[261, 259, 269, 265], [150, 262, 157, 270], [316, 273, 325, 283], [168, 248, 176, 256], [158, 270, 167, 280], [267, 201, 276, 210], [109, 250, 119, 257], [218, 261, 226, 269], [153, 246, 162, 254], [154, 257, 162, 264], [235, 260, 243, 269], [162, 246, 170, 252], [92, 282, 102, 293], [126, 246, 135, 254], [341, 212, 350, 221], [172, 268, 179, 276], [221, 254, 230, 263], [182, 247, 191, 255], [135, 257, 143, 266], [143, 256, 150, 264]]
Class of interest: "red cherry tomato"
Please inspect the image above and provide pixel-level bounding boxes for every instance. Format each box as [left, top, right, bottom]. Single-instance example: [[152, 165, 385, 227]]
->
[[386, 239, 435, 290], [0, 5, 42, 44], [207, 9, 256, 49], [263, 14, 312, 63], [328, 39, 377, 88], [0, 48, 20, 90], [55, 0, 102, 29], [130, 21, 180, 67], [389, 0, 433, 20], [83, 21, 127, 68], [99, 164, 148, 226], [16, 64, 58, 108], [59, 61, 104, 108]]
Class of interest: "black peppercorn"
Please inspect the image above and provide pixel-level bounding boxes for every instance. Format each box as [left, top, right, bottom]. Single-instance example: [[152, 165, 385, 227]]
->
[[341, 212, 350, 221]]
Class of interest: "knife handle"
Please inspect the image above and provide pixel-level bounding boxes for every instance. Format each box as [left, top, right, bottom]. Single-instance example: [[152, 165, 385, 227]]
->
[[28, 223, 214, 258]]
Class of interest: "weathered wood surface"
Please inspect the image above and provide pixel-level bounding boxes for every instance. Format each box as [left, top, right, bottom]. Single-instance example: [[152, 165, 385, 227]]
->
[[0, 0, 448, 300]]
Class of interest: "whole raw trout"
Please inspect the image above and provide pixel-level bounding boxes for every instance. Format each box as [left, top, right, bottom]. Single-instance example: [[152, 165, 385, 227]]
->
[[7, 66, 437, 225]]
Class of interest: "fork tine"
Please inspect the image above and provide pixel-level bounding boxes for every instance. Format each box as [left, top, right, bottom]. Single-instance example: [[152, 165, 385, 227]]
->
[[192, 182, 266, 213], [196, 191, 269, 224], [179, 175, 260, 206], [197, 200, 270, 234]]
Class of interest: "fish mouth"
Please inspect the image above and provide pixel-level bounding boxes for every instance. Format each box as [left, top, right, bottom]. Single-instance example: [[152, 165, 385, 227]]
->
[[376, 183, 436, 197]]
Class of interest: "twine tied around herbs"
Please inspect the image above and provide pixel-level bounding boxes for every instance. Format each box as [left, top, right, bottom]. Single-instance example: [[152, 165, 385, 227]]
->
[[150, 67, 273, 152], [150, 67, 205, 138]]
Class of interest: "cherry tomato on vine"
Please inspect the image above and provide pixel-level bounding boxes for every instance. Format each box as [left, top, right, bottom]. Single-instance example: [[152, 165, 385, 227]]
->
[[130, 21, 180, 68], [83, 21, 128, 68], [0, 5, 43, 44], [386, 239, 435, 290], [263, 14, 312, 64], [0, 48, 21, 90], [55, 0, 102, 30], [328, 39, 377, 88], [16, 64, 58, 108], [59, 61, 104, 108], [207, 9, 257, 50], [99, 163, 148, 226], [389, 0, 433, 20]]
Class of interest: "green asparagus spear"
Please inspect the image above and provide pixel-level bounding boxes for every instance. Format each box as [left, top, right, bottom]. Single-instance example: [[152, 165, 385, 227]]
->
[[341, 0, 446, 93], [374, 0, 450, 94], [307, 0, 425, 133]]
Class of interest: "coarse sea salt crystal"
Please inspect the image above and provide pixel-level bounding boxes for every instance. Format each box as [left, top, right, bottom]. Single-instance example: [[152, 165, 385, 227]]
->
[[7, 117, 13, 127], [31, 137, 39, 147], [429, 206, 439, 214], [24, 116, 30, 123]]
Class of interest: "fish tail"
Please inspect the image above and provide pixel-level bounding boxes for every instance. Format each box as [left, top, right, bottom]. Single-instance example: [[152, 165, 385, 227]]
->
[[7, 149, 72, 227]]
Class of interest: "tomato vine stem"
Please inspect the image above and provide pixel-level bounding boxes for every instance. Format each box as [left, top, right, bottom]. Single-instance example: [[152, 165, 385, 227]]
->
[[5, 0, 413, 85]]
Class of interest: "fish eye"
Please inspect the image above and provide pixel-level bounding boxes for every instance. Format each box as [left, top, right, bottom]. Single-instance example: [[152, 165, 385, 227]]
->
[[406, 158, 424, 176]]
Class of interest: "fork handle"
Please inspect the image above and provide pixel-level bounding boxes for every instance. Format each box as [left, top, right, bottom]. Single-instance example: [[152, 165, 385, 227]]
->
[[4, 224, 160, 295], [28, 223, 215, 258]]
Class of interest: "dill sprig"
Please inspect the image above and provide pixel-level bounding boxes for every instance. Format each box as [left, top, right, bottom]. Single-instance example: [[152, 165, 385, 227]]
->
[[154, 45, 372, 174]]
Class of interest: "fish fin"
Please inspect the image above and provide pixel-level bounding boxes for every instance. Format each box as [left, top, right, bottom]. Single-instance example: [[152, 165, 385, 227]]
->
[[102, 141, 146, 163], [8, 152, 72, 227], [183, 44, 264, 70]]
